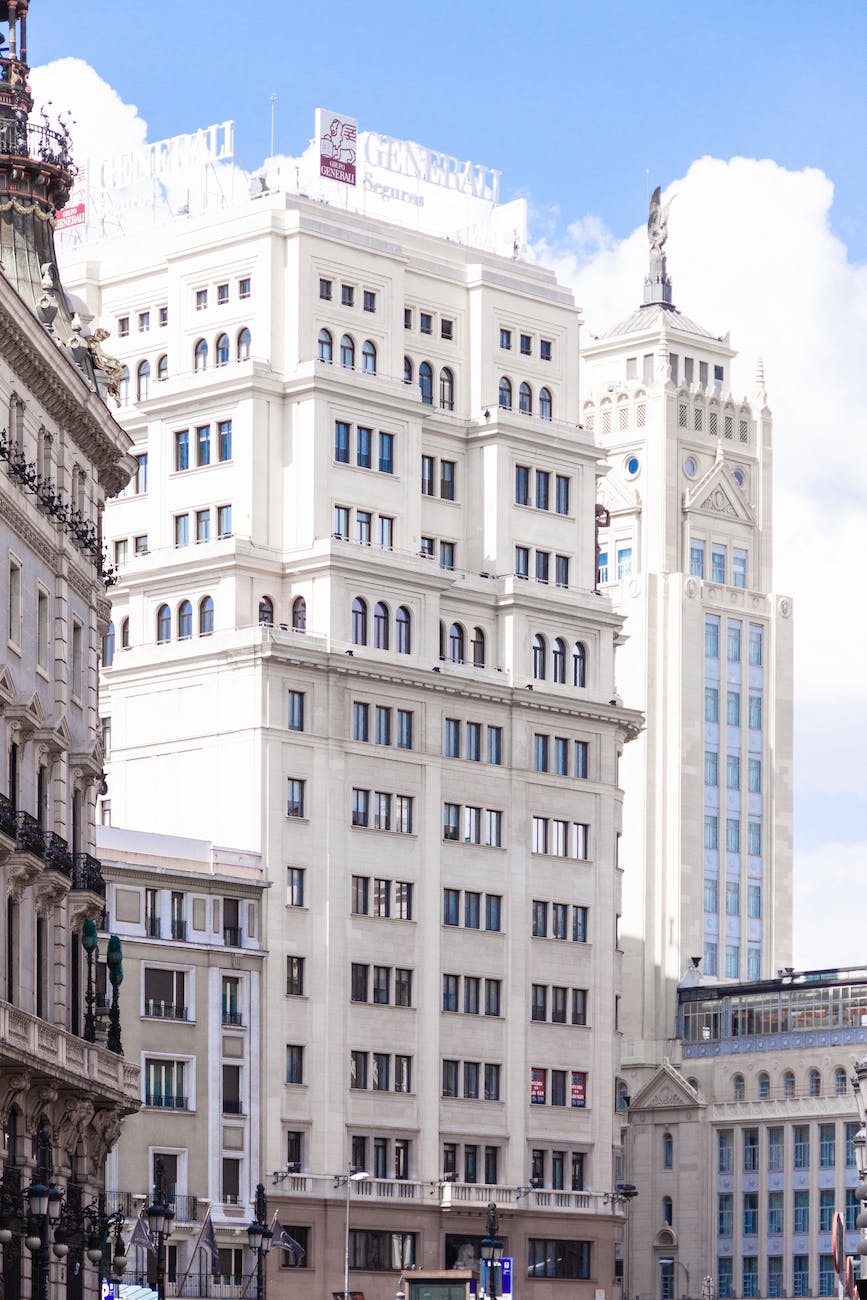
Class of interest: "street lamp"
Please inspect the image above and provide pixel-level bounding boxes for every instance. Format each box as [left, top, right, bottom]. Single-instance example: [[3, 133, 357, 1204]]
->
[[335, 1167, 369, 1299], [479, 1202, 504, 1300], [247, 1183, 272, 1300], [81, 918, 99, 1042], [147, 1171, 175, 1300]]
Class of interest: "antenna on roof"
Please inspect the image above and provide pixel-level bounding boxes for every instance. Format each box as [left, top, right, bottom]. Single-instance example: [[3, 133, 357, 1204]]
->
[[269, 93, 278, 158]]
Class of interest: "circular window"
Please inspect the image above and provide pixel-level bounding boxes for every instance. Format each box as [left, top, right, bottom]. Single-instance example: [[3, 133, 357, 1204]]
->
[[625, 455, 640, 477], [733, 468, 745, 487], [684, 456, 698, 478]]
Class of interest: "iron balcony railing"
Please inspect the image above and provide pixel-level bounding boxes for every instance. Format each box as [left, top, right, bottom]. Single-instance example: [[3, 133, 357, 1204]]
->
[[0, 116, 74, 172], [143, 1001, 188, 1021], [43, 831, 73, 877], [72, 853, 106, 896]]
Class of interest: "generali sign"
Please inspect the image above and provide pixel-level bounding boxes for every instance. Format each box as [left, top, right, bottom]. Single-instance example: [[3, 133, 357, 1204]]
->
[[315, 109, 501, 203]]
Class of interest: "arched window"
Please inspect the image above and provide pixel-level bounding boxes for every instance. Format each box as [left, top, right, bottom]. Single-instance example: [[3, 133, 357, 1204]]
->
[[532, 634, 546, 679], [498, 376, 512, 409], [119, 366, 130, 406], [440, 367, 455, 411], [216, 333, 230, 366], [403, 356, 413, 385], [258, 597, 274, 627], [835, 1067, 847, 1096], [808, 1069, 821, 1098], [157, 604, 171, 644], [519, 381, 532, 415], [449, 623, 465, 664], [120, 617, 130, 649], [539, 387, 552, 421], [662, 1132, 673, 1168], [317, 328, 333, 363], [194, 339, 208, 372], [178, 600, 193, 640], [757, 1073, 770, 1100], [237, 328, 251, 361], [552, 637, 566, 683], [472, 627, 485, 667], [340, 334, 355, 369], [419, 361, 433, 405], [292, 596, 306, 631], [783, 1070, 795, 1099], [102, 622, 115, 667], [199, 596, 214, 636], [373, 602, 389, 650], [662, 1196, 673, 1226], [157, 354, 168, 382], [352, 597, 367, 646], [137, 360, 150, 401], [361, 340, 377, 374], [396, 606, 411, 655], [573, 641, 587, 687], [733, 1074, 745, 1101]]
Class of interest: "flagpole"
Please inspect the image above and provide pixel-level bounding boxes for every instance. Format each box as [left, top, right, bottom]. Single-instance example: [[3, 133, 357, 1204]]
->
[[174, 1210, 209, 1297]]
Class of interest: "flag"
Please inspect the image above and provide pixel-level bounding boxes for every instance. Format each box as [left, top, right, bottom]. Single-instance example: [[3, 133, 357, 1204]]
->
[[272, 1219, 305, 1263], [200, 1211, 221, 1278], [129, 1211, 156, 1256]]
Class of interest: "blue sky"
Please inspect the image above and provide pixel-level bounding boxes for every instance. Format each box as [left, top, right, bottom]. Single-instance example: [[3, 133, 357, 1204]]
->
[[32, 0, 867, 259]]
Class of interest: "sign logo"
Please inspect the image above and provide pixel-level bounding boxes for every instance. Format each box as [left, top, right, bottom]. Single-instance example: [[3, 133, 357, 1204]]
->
[[316, 109, 357, 186]]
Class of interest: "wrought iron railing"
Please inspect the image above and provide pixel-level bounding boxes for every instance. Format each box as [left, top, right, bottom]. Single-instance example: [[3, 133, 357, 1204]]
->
[[0, 115, 74, 173], [43, 830, 73, 876], [143, 1001, 187, 1021], [14, 809, 43, 857], [72, 852, 106, 896], [0, 791, 15, 840]]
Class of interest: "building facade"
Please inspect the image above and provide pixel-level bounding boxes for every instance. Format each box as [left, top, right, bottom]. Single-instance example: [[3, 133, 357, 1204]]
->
[[0, 4, 140, 1299], [628, 968, 866, 1300], [63, 131, 642, 1299], [94, 826, 266, 1293], [581, 224, 794, 1075]]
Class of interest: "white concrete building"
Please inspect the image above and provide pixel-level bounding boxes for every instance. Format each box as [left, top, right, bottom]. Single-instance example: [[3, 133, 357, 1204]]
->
[[581, 222, 794, 1075], [62, 120, 642, 1299]]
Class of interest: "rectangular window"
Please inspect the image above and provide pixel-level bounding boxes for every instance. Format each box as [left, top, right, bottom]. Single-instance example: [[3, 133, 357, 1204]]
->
[[704, 878, 718, 913], [514, 545, 529, 578], [727, 690, 741, 726], [554, 554, 569, 588], [353, 701, 369, 742], [135, 533, 148, 555], [487, 726, 502, 765], [725, 944, 739, 979], [373, 791, 391, 831], [175, 429, 190, 471], [238, 277, 251, 299], [362, 289, 376, 313], [287, 867, 304, 907], [334, 421, 350, 463], [705, 750, 719, 785], [573, 905, 588, 942], [370, 431, 391, 476], [174, 514, 189, 547], [749, 624, 763, 666], [443, 888, 459, 926], [532, 901, 547, 938], [217, 419, 232, 461], [485, 809, 502, 847], [704, 941, 718, 975], [419, 312, 432, 334], [36, 588, 49, 669], [690, 542, 705, 578], [397, 709, 413, 749], [748, 820, 762, 856], [711, 545, 727, 584], [726, 755, 741, 789], [421, 454, 435, 495], [726, 818, 741, 853], [375, 706, 391, 746], [540, 339, 552, 361], [443, 803, 460, 841], [705, 687, 719, 721], [355, 511, 371, 545], [555, 474, 570, 514], [441, 318, 453, 340], [352, 876, 369, 915], [118, 315, 129, 336], [728, 621, 742, 662], [396, 795, 413, 834], [748, 693, 762, 730], [217, 505, 232, 537], [395, 882, 413, 919], [747, 884, 761, 918], [285, 1045, 303, 1085], [341, 284, 354, 307], [444, 718, 461, 758], [520, 333, 532, 356], [484, 979, 501, 1018], [216, 283, 229, 306], [356, 426, 372, 469], [466, 722, 481, 761], [531, 984, 547, 1022], [536, 470, 550, 510], [500, 328, 511, 350], [705, 615, 720, 657], [748, 758, 762, 793], [733, 549, 747, 588], [704, 815, 719, 850], [287, 690, 304, 731], [485, 895, 501, 932], [463, 892, 480, 929], [465, 806, 482, 843], [535, 550, 550, 584], [196, 289, 207, 311], [377, 515, 393, 550], [484, 1063, 501, 1100], [515, 464, 530, 505], [463, 1060, 479, 1098], [554, 736, 569, 775], [463, 976, 480, 1015], [726, 881, 740, 916], [793, 1189, 810, 1232], [533, 816, 548, 855], [442, 1059, 458, 1097], [350, 1050, 368, 1089], [286, 956, 304, 997], [319, 278, 331, 301], [534, 734, 549, 773], [404, 307, 412, 330], [616, 544, 633, 579], [440, 460, 456, 501], [287, 779, 305, 818], [440, 541, 455, 571], [718, 1193, 733, 1237]]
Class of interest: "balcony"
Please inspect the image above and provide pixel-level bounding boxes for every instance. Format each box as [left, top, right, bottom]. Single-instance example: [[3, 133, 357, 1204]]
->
[[72, 852, 106, 897], [144, 1093, 188, 1110], [221, 1010, 243, 1027], [144, 1000, 188, 1021], [109, 1194, 200, 1223], [0, 1000, 140, 1110], [14, 809, 44, 857], [267, 1173, 615, 1216], [221, 1099, 244, 1116], [222, 926, 241, 947], [43, 831, 73, 877], [118, 1275, 246, 1297], [146, 915, 162, 938], [171, 919, 187, 941]]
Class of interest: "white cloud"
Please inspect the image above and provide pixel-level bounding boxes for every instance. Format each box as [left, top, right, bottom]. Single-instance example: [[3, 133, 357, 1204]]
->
[[533, 156, 867, 969], [30, 57, 148, 161], [794, 841, 867, 969]]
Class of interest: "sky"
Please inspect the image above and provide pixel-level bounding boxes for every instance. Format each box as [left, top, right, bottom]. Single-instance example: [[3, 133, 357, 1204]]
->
[[26, 1, 867, 971]]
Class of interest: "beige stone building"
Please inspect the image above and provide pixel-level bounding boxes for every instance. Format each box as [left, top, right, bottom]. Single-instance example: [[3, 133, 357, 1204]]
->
[[0, 4, 139, 1299], [62, 115, 643, 1299]]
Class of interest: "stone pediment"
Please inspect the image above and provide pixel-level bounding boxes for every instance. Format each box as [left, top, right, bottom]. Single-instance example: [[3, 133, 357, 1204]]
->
[[684, 457, 753, 524], [597, 477, 641, 517], [35, 715, 71, 753], [7, 690, 46, 731], [0, 665, 15, 707], [629, 1061, 703, 1112]]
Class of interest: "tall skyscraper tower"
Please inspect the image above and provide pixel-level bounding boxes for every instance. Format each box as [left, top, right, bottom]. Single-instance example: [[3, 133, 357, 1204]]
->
[[581, 190, 794, 1077]]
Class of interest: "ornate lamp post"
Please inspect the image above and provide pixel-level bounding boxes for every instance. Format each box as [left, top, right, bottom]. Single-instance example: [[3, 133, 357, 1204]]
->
[[81, 918, 99, 1042], [106, 934, 124, 1055], [25, 1181, 62, 1300], [479, 1202, 504, 1300], [147, 1161, 174, 1300], [247, 1183, 272, 1300]]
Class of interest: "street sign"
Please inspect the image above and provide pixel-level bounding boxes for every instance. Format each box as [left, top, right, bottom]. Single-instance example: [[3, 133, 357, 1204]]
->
[[501, 1257, 513, 1297]]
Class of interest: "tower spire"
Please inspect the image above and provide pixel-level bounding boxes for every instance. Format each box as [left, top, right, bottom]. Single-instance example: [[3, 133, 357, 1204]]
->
[[642, 185, 675, 310]]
